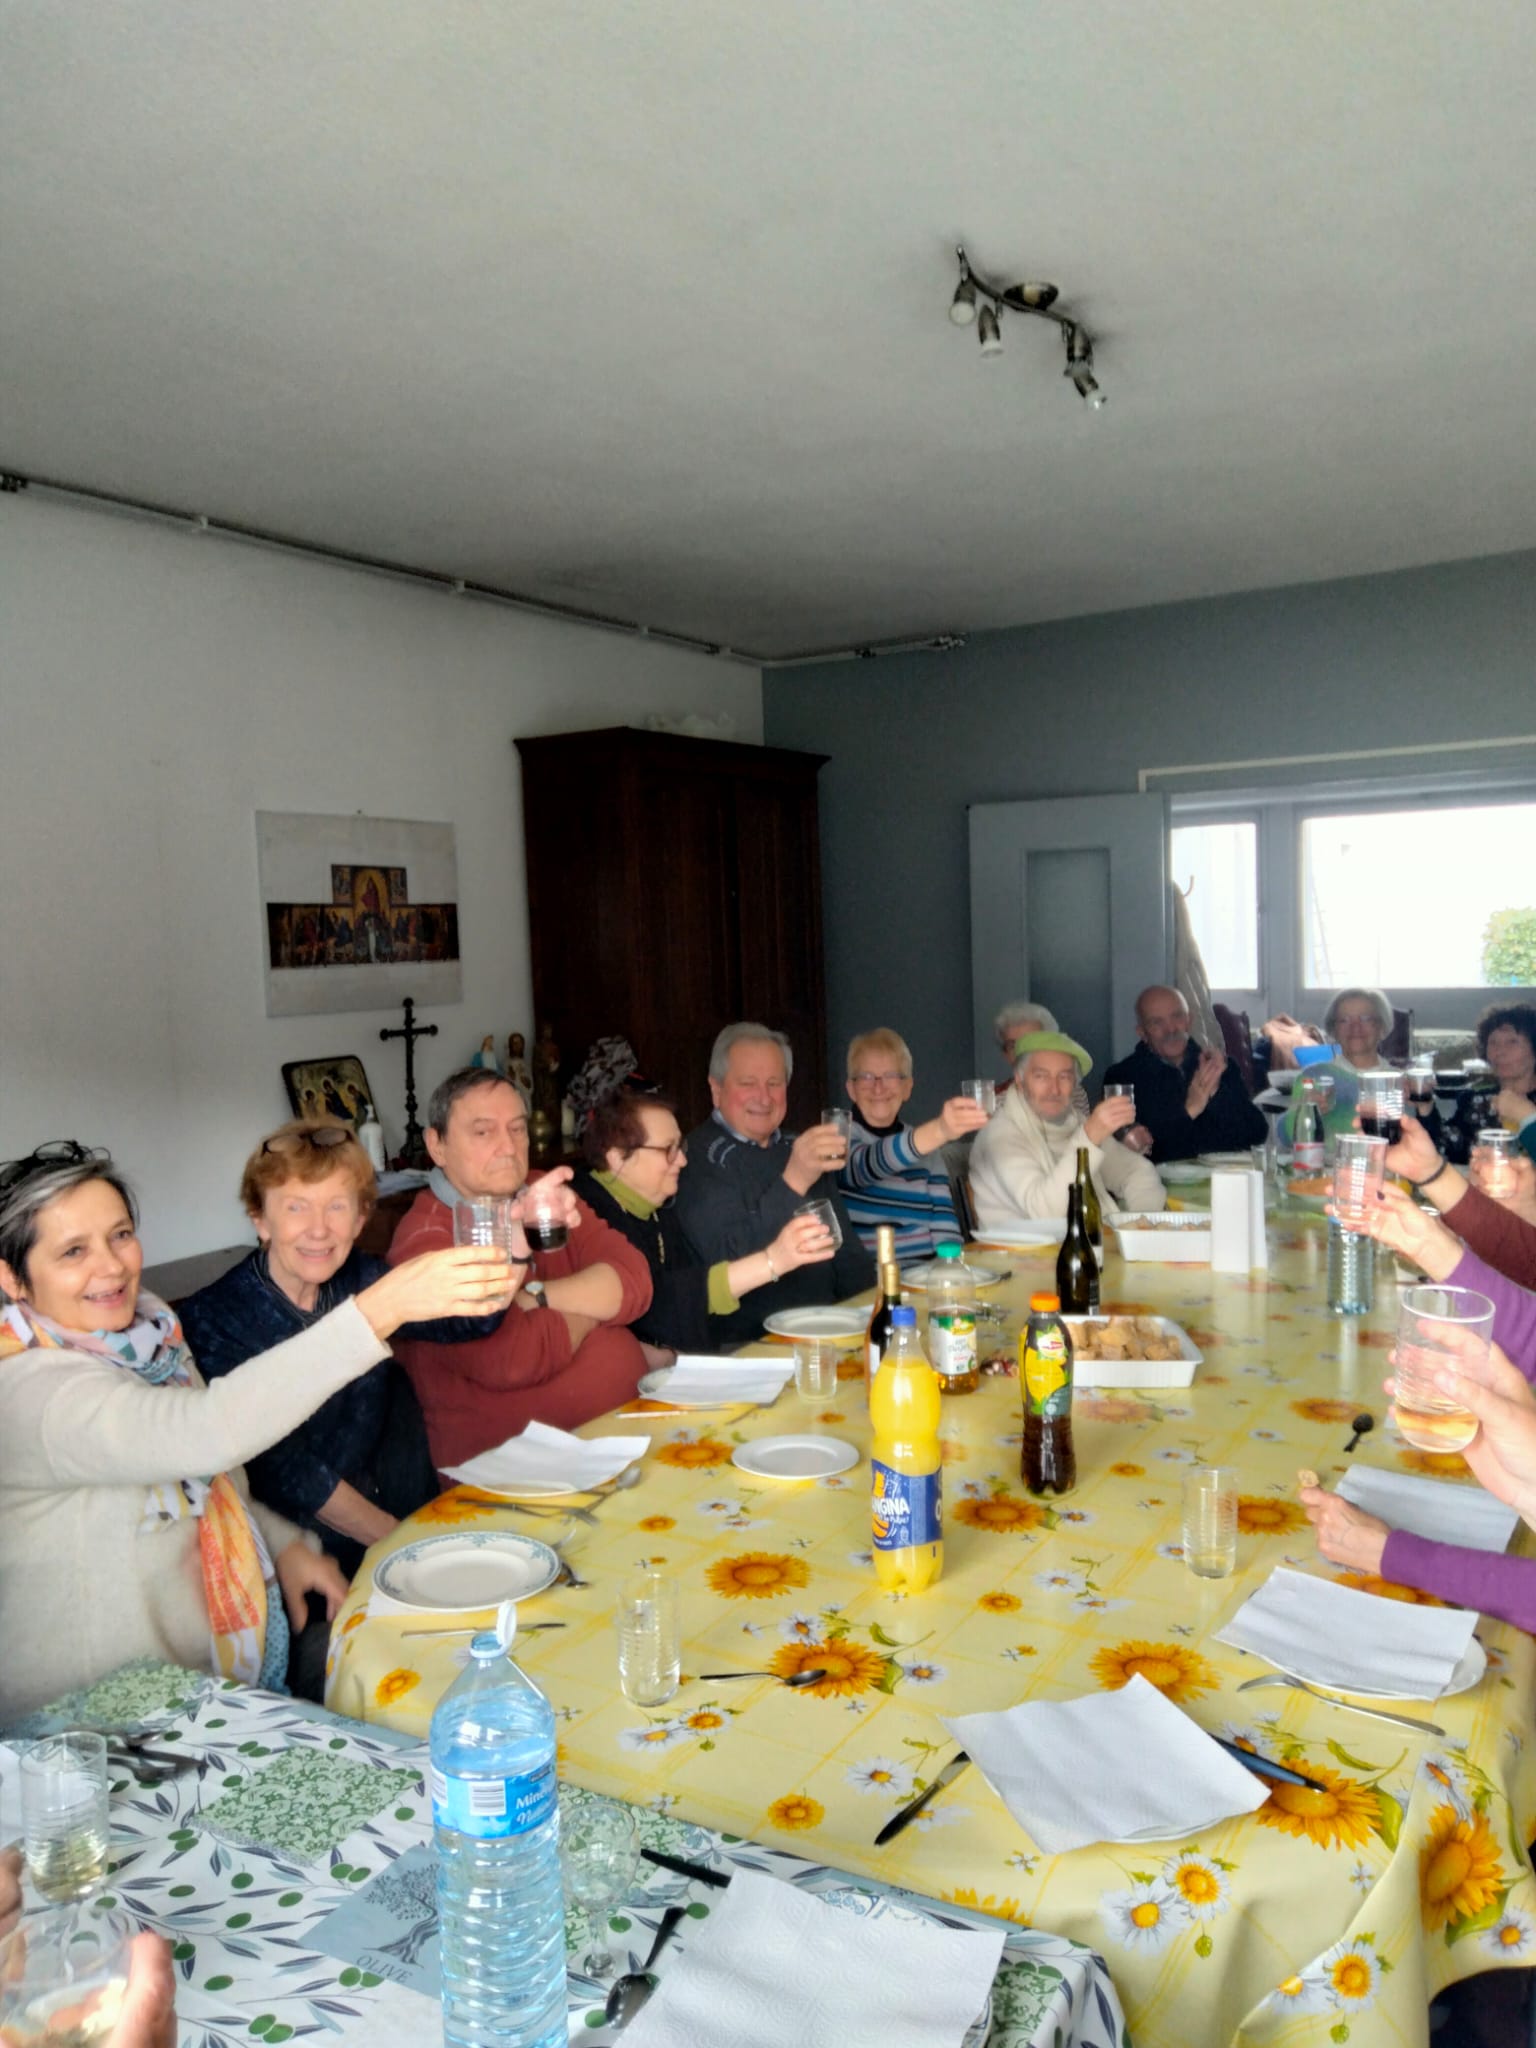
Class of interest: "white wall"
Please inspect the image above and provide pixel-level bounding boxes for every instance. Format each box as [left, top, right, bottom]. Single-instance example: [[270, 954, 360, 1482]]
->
[[0, 495, 762, 1260]]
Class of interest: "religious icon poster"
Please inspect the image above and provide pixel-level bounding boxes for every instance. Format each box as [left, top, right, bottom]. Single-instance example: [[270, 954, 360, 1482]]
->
[[256, 812, 463, 1017]]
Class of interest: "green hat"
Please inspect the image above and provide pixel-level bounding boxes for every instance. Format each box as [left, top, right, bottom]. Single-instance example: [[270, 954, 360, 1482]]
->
[[1010, 1029, 1093, 1079]]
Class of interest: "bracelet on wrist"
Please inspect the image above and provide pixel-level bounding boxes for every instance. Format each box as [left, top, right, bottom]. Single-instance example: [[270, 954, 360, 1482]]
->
[[764, 1249, 779, 1281], [1412, 1159, 1451, 1193]]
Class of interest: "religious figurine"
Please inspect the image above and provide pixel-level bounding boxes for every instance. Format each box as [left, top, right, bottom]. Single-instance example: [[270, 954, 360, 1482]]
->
[[471, 1033, 503, 1074], [506, 1031, 534, 1103]]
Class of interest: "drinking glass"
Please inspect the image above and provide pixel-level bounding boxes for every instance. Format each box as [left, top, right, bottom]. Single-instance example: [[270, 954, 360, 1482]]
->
[[1405, 1060, 1437, 1112], [560, 1797, 640, 1977], [1181, 1467, 1238, 1579], [451, 1197, 518, 1308], [794, 1198, 844, 1251], [615, 1569, 680, 1708], [793, 1338, 837, 1401], [22, 1734, 110, 1904], [1104, 1083, 1134, 1107], [1472, 1130, 1520, 1201], [1357, 1069, 1405, 1146], [0, 1908, 133, 2048], [960, 1079, 998, 1115], [522, 1180, 569, 1255], [1331, 1134, 1389, 1230], [1392, 1286, 1496, 1453]]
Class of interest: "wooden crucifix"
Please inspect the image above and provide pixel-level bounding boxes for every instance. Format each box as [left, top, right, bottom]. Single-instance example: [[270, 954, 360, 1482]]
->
[[380, 995, 438, 1169]]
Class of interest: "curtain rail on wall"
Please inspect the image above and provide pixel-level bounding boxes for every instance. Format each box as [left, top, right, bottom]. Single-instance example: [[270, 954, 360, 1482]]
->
[[1137, 736, 1536, 796]]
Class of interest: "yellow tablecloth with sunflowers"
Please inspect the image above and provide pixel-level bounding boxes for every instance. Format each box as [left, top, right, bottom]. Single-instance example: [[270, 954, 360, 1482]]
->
[[327, 1214, 1536, 2048]]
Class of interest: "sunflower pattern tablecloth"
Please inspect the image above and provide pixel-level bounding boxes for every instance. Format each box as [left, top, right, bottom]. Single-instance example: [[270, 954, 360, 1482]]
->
[[329, 1217, 1536, 2048]]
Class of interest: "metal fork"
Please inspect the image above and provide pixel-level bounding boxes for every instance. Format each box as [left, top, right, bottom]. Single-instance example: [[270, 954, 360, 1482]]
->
[[1236, 1672, 1443, 1736]]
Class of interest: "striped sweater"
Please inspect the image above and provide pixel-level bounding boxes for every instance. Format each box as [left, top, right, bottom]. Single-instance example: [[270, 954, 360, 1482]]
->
[[839, 1116, 963, 1264]]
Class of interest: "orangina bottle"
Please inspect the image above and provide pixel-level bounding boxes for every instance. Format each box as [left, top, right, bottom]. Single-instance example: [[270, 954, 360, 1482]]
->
[[870, 1304, 943, 1593]]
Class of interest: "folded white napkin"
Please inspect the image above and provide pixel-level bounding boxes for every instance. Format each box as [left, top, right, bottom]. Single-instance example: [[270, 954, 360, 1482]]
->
[[444, 1419, 649, 1494], [941, 1674, 1266, 1855], [621, 1868, 1003, 2048], [648, 1355, 794, 1406], [1338, 1467, 1519, 1553], [1215, 1567, 1478, 1698]]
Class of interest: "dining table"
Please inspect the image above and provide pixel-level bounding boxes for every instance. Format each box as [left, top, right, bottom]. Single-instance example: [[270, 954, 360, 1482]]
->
[[3, 1661, 1123, 2048], [328, 1191, 1536, 2048]]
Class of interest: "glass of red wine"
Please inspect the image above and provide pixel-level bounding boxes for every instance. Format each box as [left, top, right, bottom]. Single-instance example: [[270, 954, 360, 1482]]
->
[[1357, 1069, 1405, 1146], [1405, 1059, 1437, 1113], [523, 1179, 570, 1253]]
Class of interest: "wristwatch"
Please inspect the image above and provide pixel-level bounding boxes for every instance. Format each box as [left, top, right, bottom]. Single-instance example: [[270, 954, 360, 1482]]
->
[[522, 1278, 546, 1305]]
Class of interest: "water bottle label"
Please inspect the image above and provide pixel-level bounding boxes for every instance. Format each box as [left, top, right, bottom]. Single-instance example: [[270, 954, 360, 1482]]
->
[[430, 1758, 557, 1839], [870, 1460, 941, 1549], [1293, 1141, 1324, 1171], [928, 1312, 976, 1380]]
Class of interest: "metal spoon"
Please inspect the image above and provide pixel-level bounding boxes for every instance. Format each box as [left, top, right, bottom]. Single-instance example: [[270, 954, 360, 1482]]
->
[[604, 1904, 686, 2028], [1343, 1412, 1374, 1453], [1236, 1671, 1442, 1736], [697, 1668, 828, 1686]]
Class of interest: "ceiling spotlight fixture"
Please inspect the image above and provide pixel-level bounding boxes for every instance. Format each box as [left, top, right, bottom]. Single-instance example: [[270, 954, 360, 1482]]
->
[[948, 245, 1106, 409], [949, 259, 978, 326]]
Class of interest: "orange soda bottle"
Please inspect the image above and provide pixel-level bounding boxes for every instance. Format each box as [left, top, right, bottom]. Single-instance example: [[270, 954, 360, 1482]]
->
[[870, 1304, 943, 1593]]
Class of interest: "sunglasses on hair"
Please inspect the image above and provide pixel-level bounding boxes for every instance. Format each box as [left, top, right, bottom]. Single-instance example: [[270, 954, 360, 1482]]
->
[[0, 1140, 111, 1193], [261, 1127, 355, 1159]]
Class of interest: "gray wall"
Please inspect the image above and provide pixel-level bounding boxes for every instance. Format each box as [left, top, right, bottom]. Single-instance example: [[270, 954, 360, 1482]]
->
[[763, 549, 1536, 1102]]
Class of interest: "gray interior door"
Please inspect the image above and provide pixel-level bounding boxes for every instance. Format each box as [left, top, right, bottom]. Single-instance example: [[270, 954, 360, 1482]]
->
[[969, 793, 1170, 1085]]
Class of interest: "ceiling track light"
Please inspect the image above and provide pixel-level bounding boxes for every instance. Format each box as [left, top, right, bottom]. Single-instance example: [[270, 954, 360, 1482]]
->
[[947, 244, 1106, 410]]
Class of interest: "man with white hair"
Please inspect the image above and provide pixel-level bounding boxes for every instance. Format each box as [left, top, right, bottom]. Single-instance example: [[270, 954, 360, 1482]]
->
[[970, 1031, 1165, 1227], [993, 1000, 1089, 1116], [674, 1022, 874, 1345]]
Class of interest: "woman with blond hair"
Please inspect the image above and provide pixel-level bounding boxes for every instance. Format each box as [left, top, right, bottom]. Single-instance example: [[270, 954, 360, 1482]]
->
[[839, 1028, 989, 1260]]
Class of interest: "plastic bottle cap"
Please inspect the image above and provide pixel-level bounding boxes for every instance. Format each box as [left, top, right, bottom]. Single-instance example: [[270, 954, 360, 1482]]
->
[[1029, 1291, 1060, 1312], [890, 1304, 917, 1327], [935, 1242, 962, 1260]]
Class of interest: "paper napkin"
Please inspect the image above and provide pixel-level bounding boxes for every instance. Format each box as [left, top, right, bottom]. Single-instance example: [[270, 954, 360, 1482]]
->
[[1215, 1567, 1478, 1698], [1337, 1467, 1518, 1553], [647, 1355, 794, 1406], [621, 1868, 1003, 2048], [445, 1419, 649, 1494], [941, 1674, 1267, 1854]]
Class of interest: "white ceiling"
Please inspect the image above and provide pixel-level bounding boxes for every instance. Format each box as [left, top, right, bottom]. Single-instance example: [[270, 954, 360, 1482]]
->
[[4, 2, 1534, 662]]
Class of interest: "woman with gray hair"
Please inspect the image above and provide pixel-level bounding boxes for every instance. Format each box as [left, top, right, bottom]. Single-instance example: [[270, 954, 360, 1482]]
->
[[0, 1140, 511, 1721], [1288, 989, 1439, 1146]]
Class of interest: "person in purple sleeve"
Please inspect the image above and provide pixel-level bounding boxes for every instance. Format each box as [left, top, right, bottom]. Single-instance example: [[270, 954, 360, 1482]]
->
[[1384, 1112, 1536, 1291], [1300, 1179, 1536, 1631]]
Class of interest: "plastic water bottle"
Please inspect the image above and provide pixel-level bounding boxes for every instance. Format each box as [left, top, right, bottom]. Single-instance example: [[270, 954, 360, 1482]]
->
[[1327, 1219, 1375, 1317], [926, 1242, 979, 1394], [430, 1620, 566, 2048]]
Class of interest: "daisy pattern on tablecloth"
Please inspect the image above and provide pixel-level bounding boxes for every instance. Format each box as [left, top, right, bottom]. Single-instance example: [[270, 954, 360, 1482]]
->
[[844, 1757, 916, 1798], [617, 1721, 690, 1754], [1100, 1877, 1183, 1953], [1161, 1851, 1230, 1923], [896, 1655, 948, 1685], [1481, 1908, 1535, 1959]]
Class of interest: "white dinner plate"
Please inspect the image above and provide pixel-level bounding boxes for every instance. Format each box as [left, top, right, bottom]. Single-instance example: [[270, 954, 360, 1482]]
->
[[636, 1370, 782, 1408], [731, 1436, 860, 1480], [1158, 1161, 1211, 1185], [971, 1221, 1066, 1248], [762, 1307, 869, 1343], [899, 1262, 1006, 1293], [374, 1530, 561, 1611]]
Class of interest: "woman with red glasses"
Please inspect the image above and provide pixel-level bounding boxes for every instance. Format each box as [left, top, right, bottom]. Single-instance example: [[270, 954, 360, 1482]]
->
[[571, 1090, 833, 1362]]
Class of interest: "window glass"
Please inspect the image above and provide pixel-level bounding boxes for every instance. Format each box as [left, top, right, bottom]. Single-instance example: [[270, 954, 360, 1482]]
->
[[1301, 802, 1536, 988], [1169, 821, 1258, 990]]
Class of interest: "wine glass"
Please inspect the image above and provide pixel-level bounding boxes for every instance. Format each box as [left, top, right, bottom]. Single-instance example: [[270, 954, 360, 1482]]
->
[[560, 1798, 641, 1978]]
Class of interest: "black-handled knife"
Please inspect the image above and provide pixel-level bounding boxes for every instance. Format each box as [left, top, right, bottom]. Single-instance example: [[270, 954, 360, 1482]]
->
[[1210, 1736, 1329, 1793], [640, 1847, 731, 1888], [875, 1750, 971, 1846]]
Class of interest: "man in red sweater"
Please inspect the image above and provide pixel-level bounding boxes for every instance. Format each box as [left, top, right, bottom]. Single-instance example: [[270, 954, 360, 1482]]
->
[[389, 1069, 652, 1468]]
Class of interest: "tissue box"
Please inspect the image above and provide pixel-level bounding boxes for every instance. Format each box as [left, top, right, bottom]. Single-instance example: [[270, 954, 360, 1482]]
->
[[1110, 1212, 1212, 1262]]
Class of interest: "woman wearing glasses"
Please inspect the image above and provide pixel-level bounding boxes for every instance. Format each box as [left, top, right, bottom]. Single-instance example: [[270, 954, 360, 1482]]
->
[[181, 1121, 511, 1597], [571, 1091, 834, 1360], [0, 1135, 511, 1722]]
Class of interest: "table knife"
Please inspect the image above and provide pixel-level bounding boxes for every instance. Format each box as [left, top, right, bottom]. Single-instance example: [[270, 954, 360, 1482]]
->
[[640, 1847, 731, 1889], [875, 1751, 971, 1846], [1210, 1735, 1329, 1793]]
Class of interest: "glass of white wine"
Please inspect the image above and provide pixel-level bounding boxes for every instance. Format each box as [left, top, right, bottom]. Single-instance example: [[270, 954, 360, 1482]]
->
[[22, 1733, 110, 1904], [0, 1907, 133, 2048]]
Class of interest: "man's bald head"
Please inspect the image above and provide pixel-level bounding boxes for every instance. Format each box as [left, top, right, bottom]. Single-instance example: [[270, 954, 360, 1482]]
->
[[1136, 986, 1193, 1065]]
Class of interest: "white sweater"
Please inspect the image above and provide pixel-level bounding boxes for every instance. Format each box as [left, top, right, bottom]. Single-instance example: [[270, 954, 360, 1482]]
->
[[970, 1088, 1165, 1228], [0, 1298, 387, 1721]]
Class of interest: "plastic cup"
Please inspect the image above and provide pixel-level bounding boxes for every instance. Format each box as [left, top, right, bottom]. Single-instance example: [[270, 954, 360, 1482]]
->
[[1393, 1287, 1495, 1453], [1331, 1134, 1389, 1229], [21, 1733, 110, 1904], [0, 1909, 133, 2047], [1181, 1467, 1238, 1579], [560, 1797, 639, 1915], [522, 1180, 569, 1255], [961, 1079, 998, 1115], [793, 1339, 837, 1400], [1357, 1069, 1405, 1147], [451, 1197, 519, 1308], [794, 1198, 843, 1251], [1471, 1130, 1519, 1201], [615, 1569, 680, 1708]]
